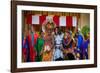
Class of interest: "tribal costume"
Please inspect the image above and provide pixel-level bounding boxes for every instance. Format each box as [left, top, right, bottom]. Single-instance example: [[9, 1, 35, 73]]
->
[[53, 33, 64, 61], [42, 34, 53, 61], [63, 37, 76, 60]]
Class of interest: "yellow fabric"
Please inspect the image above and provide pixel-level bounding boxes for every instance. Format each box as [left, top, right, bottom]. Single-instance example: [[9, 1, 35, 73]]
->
[[42, 51, 53, 61]]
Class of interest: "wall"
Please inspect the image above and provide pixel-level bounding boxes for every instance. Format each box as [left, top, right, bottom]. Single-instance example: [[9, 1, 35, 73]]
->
[[0, 0, 99, 73], [79, 13, 90, 29]]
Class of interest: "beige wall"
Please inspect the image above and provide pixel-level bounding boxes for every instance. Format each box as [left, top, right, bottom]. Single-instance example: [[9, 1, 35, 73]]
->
[[78, 13, 90, 29]]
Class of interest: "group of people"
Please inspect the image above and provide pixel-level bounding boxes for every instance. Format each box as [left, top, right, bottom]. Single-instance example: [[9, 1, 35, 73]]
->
[[22, 22, 90, 62]]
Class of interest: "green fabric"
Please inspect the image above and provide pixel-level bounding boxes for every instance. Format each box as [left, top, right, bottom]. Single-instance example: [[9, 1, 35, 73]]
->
[[35, 38, 44, 61]]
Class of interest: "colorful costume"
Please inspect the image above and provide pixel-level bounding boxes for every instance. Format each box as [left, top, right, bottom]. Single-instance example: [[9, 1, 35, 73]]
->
[[22, 36, 30, 62], [27, 32, 36, 62], [77, 34, 83, 50], [53, 34, 64, 61], [34, 33, 39, 46], [80, 39, 90, 59], [42, 34, 53, 61], [76, 34, 83, 59], [63, 38, 75, 60], [35, 38, 44, 61]]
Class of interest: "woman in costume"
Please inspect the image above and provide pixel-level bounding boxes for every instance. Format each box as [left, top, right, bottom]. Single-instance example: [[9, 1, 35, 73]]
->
[[35, 31, 44, 62], [42, 22, 54, 61], [62, 31, 75, 60], [27, 25, 37, 62]]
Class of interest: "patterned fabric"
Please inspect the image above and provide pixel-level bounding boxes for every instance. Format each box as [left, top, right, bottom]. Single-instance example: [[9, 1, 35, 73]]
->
[[42, 34, 53, 61], [42, 50, 53, 61]]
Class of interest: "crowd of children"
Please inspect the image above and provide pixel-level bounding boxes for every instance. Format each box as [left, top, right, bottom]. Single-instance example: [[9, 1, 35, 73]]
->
[[22, 22, 90, 62]]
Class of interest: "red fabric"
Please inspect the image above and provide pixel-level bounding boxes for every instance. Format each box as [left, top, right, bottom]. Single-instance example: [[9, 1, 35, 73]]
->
[[66, 16, 72, 27], [53, 15, 59, 26], [34, 33, 38, 45], [27, 34, 36, 62], [30, 47, 36, 62], [22, 48, 27, 61], [26, 14, 32, 24], [39, 15, 46, 25], [27, 34, 32, 47], [23, 48, 27, 56]]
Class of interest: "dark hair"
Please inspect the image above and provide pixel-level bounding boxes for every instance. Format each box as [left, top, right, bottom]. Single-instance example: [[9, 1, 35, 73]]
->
[[47, 22, 51, 24], [67, 53, 75, 60], [55, 27, 59, 30]]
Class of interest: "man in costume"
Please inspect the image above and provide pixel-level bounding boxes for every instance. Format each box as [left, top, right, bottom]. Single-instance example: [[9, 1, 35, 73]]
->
[[22, 26, 30, 62], [75, 30, 84, 59], [22, 32, 30, 62], [53, 27, 64, 61], [35, 31, 44, 62], [27, 25, 37, 62], [80, 32, 90, 59]]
